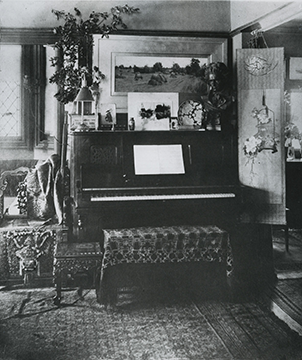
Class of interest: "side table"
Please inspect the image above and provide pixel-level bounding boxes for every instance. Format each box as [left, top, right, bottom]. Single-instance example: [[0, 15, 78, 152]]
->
[[53, 242, 102, 305]]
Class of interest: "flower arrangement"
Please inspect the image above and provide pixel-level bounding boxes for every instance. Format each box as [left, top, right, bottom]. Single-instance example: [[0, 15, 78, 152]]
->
[[49, 6, 139, 104], [243, 135, 263, 159], [284, 122, 301, 147], [139, 107, 153, 119], [139, 104, 171, 120], [252, 107, 271, 124], [154, 104, 171, 119], [243, 105, 278, 165]]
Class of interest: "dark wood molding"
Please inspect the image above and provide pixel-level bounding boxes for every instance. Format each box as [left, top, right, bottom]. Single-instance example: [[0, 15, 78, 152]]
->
[[0, 28, 230, 45], [113, 29, 230, 39], [0, 28, 58, 45]]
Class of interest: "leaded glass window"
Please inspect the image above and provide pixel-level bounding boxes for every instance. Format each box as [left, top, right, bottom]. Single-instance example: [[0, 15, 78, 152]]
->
[[0, 45, 22, 138]]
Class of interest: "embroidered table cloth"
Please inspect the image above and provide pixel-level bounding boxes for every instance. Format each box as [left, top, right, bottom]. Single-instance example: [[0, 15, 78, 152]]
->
[[97, 225, 233, 305]]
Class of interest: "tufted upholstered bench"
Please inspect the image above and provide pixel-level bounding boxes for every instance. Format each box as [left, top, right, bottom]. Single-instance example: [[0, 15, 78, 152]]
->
[[96, 225, 233, 306]]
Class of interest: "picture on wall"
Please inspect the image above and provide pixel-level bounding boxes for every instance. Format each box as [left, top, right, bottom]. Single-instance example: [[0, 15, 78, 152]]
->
[[114, 54, 207, 94], [289, 57, 302, 80], [128, 92, 178, 131], [285, 90, 302, 160], [94, 34, 228, 112]]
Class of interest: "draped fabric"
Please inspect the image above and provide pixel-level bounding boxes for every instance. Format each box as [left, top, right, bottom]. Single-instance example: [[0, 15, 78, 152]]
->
[[102, 225, 233, 277], [26, 154, 63, 222]]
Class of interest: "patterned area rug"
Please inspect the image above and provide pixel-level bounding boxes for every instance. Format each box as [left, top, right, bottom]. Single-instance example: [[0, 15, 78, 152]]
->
[[0, 287, 302, 360]]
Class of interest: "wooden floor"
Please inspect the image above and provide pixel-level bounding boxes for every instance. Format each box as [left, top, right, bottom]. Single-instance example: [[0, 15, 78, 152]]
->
[[265, 228, 302, 336]]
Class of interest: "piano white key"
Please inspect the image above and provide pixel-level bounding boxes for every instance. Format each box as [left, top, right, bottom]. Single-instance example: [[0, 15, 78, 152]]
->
[[90, 193, 236, 202]]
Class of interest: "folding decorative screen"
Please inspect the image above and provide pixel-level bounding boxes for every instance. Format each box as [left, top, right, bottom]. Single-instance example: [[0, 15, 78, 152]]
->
[[237, 48, 286, 224]]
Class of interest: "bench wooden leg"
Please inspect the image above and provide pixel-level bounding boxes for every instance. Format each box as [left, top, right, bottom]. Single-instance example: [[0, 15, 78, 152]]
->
[[53, 270, 62, 306], [285, 208, 290, 252], [96, 267, 118, 307], [285, 225, 289, 252]]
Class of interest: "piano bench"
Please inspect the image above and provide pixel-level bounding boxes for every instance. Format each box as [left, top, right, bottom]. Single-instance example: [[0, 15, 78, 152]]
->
[[53, 242, 103, 306], [96, 225, 233, 306]]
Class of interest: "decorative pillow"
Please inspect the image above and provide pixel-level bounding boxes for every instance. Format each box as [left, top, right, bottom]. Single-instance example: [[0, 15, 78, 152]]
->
[[26, 167, 55, 220]]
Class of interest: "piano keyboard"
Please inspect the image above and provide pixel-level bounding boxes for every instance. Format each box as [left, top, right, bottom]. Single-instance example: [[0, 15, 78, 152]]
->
[[90, 192, 236, 202]]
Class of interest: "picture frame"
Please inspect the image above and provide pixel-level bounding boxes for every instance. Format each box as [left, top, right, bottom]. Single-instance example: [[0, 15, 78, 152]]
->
[[93, 34, 228, 112], [289, 57, 302, 80], [99, 103, 117, 125], [128, 92, 178, 131], [289, 90, 302, 127], [112, 53, 207, 95], [285, 90, 302, 160]]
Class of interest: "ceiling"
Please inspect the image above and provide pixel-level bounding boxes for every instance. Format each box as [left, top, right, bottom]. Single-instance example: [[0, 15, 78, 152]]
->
[[273, 17, 302, 32]]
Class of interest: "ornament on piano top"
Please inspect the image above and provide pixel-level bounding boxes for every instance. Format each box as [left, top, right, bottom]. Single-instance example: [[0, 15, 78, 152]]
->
[[177, 100, 204, 129], [199, 62, 234, 131], [98, 103, 117, 131], [69, 70, 100, 132]]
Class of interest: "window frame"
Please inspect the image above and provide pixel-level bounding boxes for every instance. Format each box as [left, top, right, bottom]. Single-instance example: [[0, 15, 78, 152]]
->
[[0, 28, 61, 150]]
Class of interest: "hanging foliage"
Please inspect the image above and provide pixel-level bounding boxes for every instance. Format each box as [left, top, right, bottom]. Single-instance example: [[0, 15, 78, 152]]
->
[[49, 5, 140, 104]]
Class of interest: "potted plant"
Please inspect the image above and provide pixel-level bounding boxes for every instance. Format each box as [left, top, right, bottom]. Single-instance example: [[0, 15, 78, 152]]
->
[[49, 5, 139, 104]]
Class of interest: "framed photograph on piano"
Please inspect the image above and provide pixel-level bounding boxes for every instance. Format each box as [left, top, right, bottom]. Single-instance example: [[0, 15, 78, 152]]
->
[[93, 33, 228, 113]]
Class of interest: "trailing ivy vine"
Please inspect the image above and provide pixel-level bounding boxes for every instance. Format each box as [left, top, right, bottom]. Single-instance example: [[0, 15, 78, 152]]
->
[[49, 5, 139, 104]]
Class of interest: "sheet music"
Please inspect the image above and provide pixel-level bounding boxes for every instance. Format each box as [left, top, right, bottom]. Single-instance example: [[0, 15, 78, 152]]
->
[[133, 144, 185, 175]]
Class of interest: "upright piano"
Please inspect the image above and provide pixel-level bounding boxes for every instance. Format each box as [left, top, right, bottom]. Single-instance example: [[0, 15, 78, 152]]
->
[[69, 130, 241, 243]]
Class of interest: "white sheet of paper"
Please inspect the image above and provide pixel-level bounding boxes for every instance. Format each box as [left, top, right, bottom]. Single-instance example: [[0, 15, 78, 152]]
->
[[133, 144, 185, 175]]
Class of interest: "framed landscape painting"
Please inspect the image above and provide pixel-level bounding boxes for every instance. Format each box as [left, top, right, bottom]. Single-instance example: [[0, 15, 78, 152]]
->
[[93, 34, 228, 112], [113, 54, 207, 94]]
